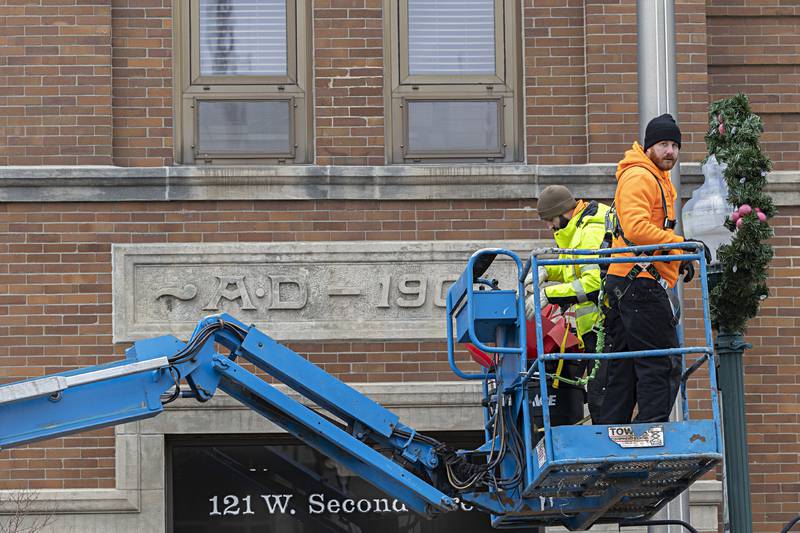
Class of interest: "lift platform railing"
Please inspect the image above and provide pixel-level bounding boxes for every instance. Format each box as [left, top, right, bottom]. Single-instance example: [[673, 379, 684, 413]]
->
[[445, 242, 723, 530], [525, 242, 722, 482], [445, 248, 527, 381]]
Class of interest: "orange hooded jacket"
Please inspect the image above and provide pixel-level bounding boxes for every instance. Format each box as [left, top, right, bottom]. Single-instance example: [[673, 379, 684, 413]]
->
[[608, 142, 684, 287]]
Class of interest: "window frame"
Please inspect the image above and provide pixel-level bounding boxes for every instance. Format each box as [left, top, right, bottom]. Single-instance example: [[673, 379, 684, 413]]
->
[[192, 96, 297, 160], [385, 0, 522, 164], [174, 0, 311, 165]]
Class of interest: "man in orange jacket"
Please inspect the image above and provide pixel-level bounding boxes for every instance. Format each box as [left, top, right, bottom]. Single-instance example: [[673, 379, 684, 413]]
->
[[595, 114, 709, 424]]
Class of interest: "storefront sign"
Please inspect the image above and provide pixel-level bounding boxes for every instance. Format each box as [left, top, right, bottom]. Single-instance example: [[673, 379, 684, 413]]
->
[[169, 436, 511, 533]]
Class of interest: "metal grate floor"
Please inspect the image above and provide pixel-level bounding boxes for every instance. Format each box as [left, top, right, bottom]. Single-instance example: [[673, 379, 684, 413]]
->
[[490, 455, 720, 530]]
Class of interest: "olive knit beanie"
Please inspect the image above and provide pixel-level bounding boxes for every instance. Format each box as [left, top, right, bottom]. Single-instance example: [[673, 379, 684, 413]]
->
[[537, 185, 576, 220]]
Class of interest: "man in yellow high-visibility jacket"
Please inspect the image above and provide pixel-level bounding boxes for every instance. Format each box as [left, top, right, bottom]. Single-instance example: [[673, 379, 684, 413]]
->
[[525, 185, 612, 423]]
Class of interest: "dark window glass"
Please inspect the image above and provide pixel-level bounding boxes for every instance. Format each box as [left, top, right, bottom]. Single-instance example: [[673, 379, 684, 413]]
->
[[196, 100, 292, 155], [169, 434, 502, 533], [199, 0, 288, 76], [408, 0, 495, 75], [407, 100, 500, 154]]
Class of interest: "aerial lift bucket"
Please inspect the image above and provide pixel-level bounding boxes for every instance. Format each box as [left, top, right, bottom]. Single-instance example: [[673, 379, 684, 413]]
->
[[446, 245, 723, 530]]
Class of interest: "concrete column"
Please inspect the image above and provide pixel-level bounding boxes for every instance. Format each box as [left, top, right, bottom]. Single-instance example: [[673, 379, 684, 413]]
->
[[637, 0, 680, 215], [637, 2, 689, 532]]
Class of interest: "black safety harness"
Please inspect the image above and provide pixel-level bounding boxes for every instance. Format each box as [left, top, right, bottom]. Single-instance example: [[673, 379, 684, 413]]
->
[[602, 169, 681, 324]]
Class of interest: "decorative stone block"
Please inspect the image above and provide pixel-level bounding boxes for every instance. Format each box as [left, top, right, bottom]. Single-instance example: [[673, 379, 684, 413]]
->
[[113, 241, 542, 342]]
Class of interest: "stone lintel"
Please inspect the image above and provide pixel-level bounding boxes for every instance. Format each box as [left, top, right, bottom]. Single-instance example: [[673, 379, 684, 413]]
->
[[0, 164, 797, 205]]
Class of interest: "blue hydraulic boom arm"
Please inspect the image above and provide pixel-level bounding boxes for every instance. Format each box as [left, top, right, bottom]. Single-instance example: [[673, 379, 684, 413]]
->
[[0, 314, 467, 518]]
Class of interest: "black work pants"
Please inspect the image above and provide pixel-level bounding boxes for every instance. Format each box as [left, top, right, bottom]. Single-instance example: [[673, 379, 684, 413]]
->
[[594, 275, 681, 424]]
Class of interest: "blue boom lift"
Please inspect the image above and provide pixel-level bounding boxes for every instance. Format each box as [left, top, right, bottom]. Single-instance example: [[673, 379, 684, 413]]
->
[[0, 243, 721, 531]]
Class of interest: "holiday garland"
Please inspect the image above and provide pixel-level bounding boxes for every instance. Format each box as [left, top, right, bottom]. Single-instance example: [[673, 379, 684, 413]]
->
[[705, 94, 775, 333]]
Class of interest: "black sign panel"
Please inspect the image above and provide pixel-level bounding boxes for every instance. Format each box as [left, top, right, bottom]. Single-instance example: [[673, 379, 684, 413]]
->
[[168, 434, 513, 533]]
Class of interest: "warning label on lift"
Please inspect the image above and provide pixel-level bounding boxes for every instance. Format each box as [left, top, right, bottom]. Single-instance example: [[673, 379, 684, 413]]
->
[[607, 425, 664, 448], [535, 439, 546, 467]]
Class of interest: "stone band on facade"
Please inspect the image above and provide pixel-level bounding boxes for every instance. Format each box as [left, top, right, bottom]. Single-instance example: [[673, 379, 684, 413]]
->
[[2, 164, 799, 205], [112, 240, 543, 342]]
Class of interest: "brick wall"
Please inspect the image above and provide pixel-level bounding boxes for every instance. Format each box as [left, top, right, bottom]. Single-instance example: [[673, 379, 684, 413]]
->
[[681, 210, 800, 533], [522, 0, 712, 166], [1, 1, 800, 530], [0, 1, 112, 165], [583, 0, 638, 162], [0, 198, 537, 489], [314, 0, 385, 165], [674, 0, 710, 160], [110, 0, 173, 167], [1, 200, 798, 532], [707, 2, 800, 171], [2, 1, 798, 167], [523, 0, 588, 165], [745, 212, 800, 531], [582, 0, 711, 164]]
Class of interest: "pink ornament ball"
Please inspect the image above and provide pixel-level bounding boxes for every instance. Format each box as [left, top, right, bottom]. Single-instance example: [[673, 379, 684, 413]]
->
[[755, 207, 762, 213], [731, 211, 740, 223], [738, 204, 752, 216], [757, 211, 767, 222], [718, 123, 726, 135], [736, 218, 744, 229]]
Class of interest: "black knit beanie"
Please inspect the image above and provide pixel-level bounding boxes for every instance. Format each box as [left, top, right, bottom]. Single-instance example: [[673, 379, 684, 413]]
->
[[643, 113, 682, 151]]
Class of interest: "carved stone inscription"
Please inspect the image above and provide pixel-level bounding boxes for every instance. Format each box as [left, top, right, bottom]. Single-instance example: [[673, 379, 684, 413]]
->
[[113, 241, 538, 342]]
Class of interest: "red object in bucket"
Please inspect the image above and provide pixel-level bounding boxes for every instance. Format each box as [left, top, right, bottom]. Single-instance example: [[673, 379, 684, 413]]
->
[[467, 304, 580, 369], [465, 343, 494, 369], [527, 304, 580, 359]]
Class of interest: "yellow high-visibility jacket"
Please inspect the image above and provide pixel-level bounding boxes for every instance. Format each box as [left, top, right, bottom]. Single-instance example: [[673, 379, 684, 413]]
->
[[543, 200, 611, 338]]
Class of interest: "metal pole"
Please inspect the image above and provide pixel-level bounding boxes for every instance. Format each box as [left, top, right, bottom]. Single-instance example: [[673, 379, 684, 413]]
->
[[637, 2, 689, 532], [716, 332, 754, 533]]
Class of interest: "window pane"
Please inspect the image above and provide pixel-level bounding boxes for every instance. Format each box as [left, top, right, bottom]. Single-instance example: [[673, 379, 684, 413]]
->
[[407, 100, 499, 153], [197, 100, 291, 155], [199, 0, 288, 76], [408, 0, 495, 76]]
